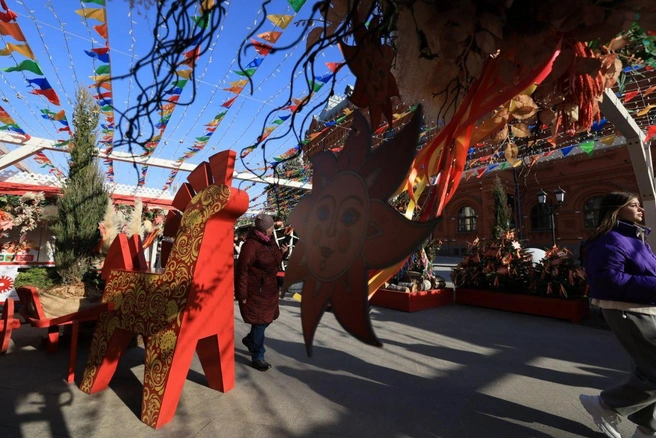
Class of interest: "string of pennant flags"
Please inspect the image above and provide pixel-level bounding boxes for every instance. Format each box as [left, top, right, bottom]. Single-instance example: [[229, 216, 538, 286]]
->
[[76, 0, 117, 182], [161, 2, 308, 191], [0, 0, 66, 176]]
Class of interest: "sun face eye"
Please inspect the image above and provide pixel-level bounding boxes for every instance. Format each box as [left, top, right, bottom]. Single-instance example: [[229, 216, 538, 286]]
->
[[341, 207, 361, 227], [317, 205, 329, 221]]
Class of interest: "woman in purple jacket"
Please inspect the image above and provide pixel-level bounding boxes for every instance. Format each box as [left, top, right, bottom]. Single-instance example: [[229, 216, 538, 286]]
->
[[580, 192, 656, 438]]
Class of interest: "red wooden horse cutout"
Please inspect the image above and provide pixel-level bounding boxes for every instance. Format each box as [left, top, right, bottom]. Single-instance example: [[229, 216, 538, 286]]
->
[[79, 150, 248, 429]]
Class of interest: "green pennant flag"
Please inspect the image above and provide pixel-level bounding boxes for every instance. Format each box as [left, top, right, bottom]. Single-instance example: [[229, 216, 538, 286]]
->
[[83, 0, 105, 5], [95, 64, 110, 75], [335, 115, 347, 123], [312, 81, 324, 92], [272, 119, 284, 125], [580, 140, 595, 156], [500, 162, 509, 170], [234, 68, 256, 77], [215, 111, 226, 120], [192, 14, 209, 29], [100, 105, 113, 111], [172, 79, 188, 88], [40, 109, 56, 115], [196, 136, 211, 142], [287, 0, 307, 12], [2, 60, 43, 75]]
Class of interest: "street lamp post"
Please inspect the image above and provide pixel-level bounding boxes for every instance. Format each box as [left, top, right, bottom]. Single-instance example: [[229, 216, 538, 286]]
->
[[537, 187, 566, 247]]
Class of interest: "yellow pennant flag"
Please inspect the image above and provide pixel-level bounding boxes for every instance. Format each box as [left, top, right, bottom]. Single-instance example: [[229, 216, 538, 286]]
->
[[90, 74, 111, 83], [175, 69, 193, 79], [75, 8, 106, 23], [637, 105, 656, 117], [0, 43, 35, 59], [230, 79, 248, 88], [600, 135, 616, 146], [266, 14, 293, 29]]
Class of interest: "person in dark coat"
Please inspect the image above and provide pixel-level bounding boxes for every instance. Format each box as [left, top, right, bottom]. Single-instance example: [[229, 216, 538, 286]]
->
[[235, 213, 287, 371], [579, 192, 656, 438]]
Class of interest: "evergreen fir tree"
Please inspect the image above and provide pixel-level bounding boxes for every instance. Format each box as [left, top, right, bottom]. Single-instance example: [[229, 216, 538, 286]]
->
[[492, 176, 512, 239], [52, 87, 109, 284]]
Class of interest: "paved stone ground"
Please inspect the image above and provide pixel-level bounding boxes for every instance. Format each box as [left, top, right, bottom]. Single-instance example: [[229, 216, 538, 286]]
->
[[0, 295, 635, 438]]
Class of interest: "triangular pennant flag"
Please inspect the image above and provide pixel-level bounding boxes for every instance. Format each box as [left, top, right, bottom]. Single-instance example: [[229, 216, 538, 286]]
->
[[0, 43, 35, 59], [287, 0, 307, 13], [645, 125, 656, 144], [245, 57, 263, 69], [230, 79, 248, 88], [0, 22, 26, 42], [579, 140, 595, 156], [476, 168, 487, 178], [623, 90, 639, 103], [600, 135, 616, 146], [95, 64, 110, 75], [26, 77, 52, 90], [172, 79, 188, 88], [315, 73, 334, 83], [240, 145, 257, 158], [74, 8, 106, 23], [325, 62, 344, 73], [234, 68, 256, 77], [221, 96, 237, 108], [223, 86, 243, 94], [84, 50, 109, 63], [84, 0, 105, 5], [542, 150, 557, 158], [257, 31, 282, 44], [93, 23, 107, 39], [266, 14, 293, 29], [30, 89, 60, 105], [192, 14, 210, 29], [272, 119, 284, 125], [2, 60, 43, 75], [560, 145, 575, 157], [251, 39, 273, 56], [176, 69, 193, 79]]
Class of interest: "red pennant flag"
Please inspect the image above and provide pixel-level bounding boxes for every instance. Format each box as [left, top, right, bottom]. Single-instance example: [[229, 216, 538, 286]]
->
[[31, 88, 60, 106], [476, 168, 487, 178], [181, 46, 200, 67], [0, 22, 25, 41], [93, 23, 107, 39], [257, 31, 282, 43], [91, 45, 110, 55], [221, 96, 237, 108], [325, 62, 344, 73], [167, 95, 180, 102], [251, 38, 272, 56], [624, 90, 639, 103], [645, 125, 656, 144], [373, 123, 388, 135]]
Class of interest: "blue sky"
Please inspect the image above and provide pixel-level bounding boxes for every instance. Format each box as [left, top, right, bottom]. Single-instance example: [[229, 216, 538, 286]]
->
[[1, 0, 352, 204]]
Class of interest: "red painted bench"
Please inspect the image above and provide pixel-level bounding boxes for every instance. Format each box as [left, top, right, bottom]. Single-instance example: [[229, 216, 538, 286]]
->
[[16, 286, 112, 382]]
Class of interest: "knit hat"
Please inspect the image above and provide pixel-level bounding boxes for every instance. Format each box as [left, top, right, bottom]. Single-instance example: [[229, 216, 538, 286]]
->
[[254, 213, 274, 232]]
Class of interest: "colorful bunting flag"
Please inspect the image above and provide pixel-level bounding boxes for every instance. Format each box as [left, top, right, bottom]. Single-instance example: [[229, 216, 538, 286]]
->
[[74, 8, 106, 23], [257, 31, 282, 44], [251, 39, 273, 56], [266, 14, 293, 29], [2, 59, 42, 74], [0, 22, 26, 41], [579, 140, 595, 156], [560, 145, 575, 157], [0, 42, 34, 59], [221, 96, 237, 108], [287, 0, 307, 13]]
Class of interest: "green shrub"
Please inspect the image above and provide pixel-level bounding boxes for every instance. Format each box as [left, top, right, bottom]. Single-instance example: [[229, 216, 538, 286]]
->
[[14, 267, 61, 291]]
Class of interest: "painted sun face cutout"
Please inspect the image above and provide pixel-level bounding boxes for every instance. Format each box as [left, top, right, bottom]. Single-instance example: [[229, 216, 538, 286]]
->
[[283, 108, 437, 356], [308, 172, 369, 281]]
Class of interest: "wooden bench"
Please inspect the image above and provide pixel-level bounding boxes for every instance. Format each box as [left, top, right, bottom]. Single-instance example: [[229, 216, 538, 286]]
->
[[16, 286, 112, 383], [0, 298, 22, 353]]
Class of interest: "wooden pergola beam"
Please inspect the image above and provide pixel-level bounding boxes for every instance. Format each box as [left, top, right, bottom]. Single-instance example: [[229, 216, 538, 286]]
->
[[0, 133, 311, 190]]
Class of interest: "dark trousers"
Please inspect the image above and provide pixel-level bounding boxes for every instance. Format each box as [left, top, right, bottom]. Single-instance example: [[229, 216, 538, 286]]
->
[[601, 309, 656, 432], [245, 323, 270, 361]]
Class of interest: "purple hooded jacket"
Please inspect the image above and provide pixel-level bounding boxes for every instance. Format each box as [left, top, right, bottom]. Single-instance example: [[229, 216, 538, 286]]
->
[[584, 220, 656, 304]]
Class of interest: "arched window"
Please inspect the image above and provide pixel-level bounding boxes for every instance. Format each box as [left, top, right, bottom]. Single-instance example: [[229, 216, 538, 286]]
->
[[457, 206, 477, 232], [584, 196, 603, 228], [530, 204, 551, 231]]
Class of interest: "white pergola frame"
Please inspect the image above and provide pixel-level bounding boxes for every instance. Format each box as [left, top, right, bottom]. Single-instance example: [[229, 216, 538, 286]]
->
[[0, 132, 312, 190], [599, 89, 656, 245]]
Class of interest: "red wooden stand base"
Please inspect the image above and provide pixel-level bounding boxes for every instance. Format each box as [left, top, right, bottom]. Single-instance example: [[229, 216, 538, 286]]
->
[[455, 288, 590, 323], [370, 288, 453, 312]]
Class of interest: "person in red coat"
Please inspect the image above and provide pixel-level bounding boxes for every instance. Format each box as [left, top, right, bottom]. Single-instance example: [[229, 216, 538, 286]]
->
[[235, 213, 287, 371]]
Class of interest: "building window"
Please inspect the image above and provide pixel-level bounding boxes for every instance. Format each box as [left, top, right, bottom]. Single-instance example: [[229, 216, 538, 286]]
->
[[457, 206, 477, 232], [530, 204, 551, 231], [584, 196, 603, 228]]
